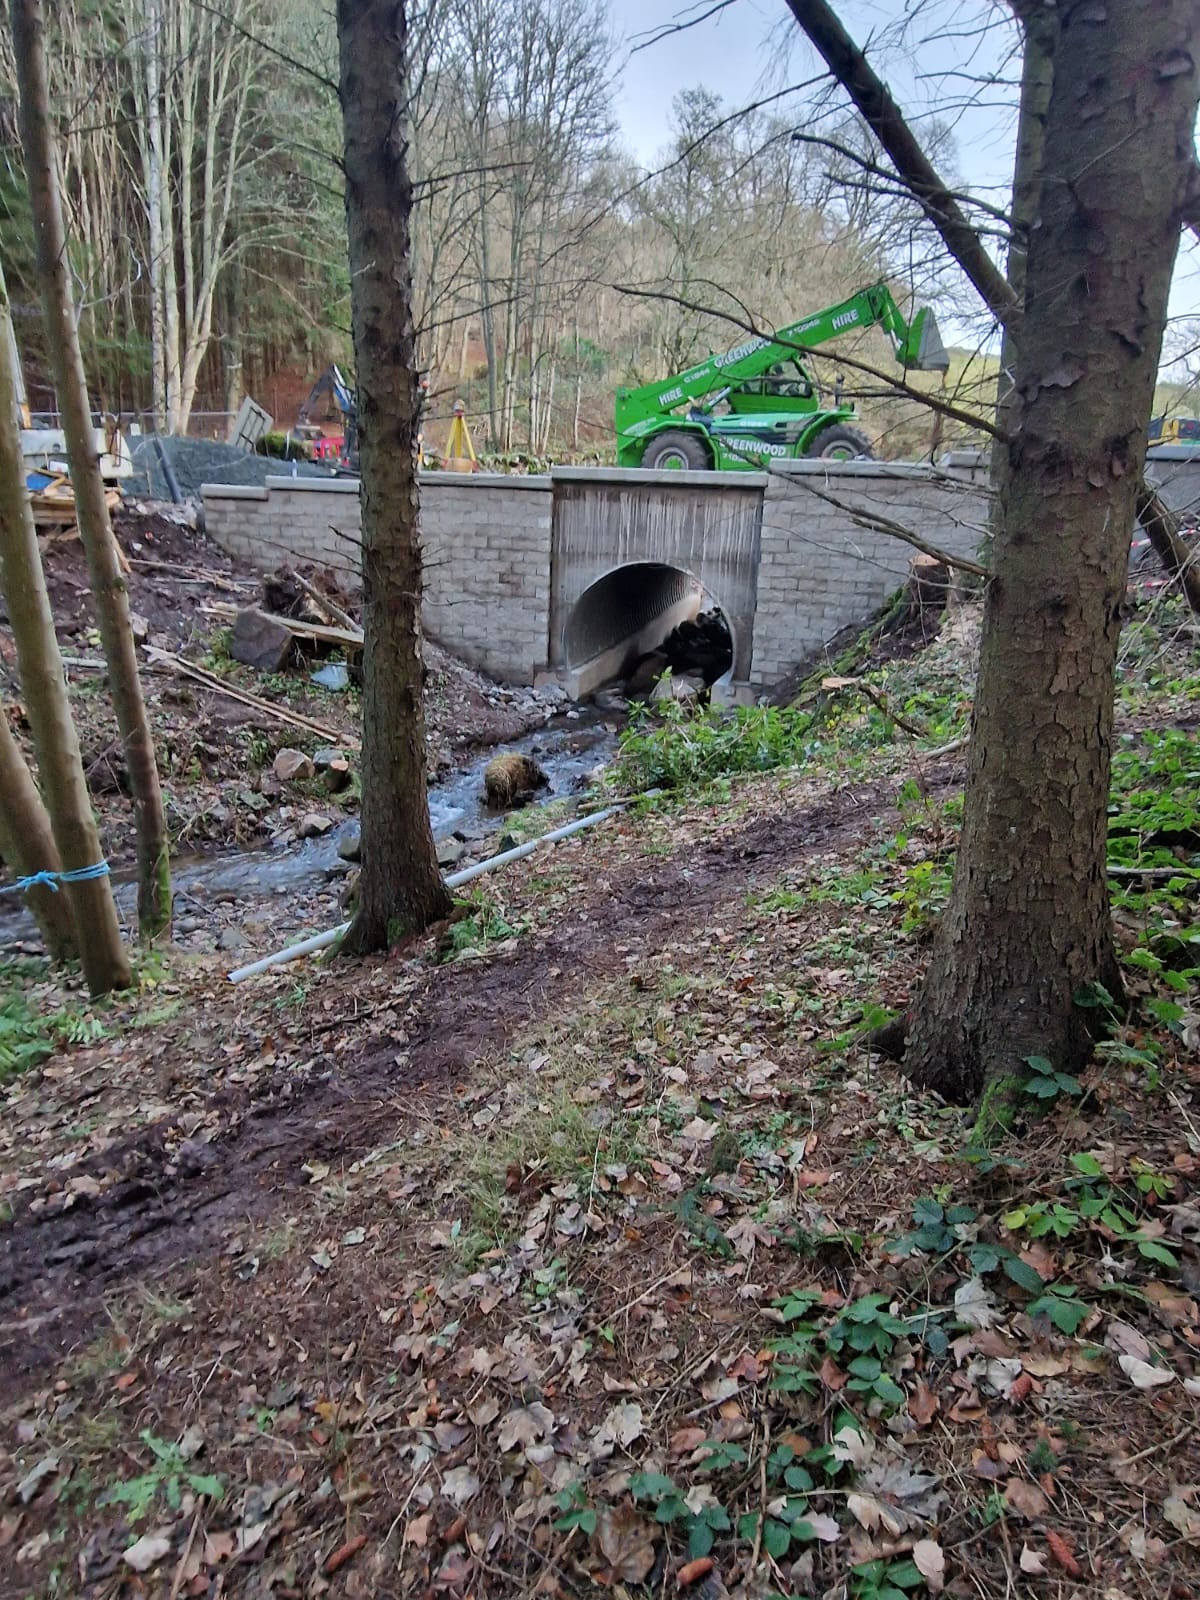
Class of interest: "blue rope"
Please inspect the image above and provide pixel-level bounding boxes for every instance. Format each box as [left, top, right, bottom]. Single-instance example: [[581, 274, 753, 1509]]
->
[[0, 860, 111, 897]]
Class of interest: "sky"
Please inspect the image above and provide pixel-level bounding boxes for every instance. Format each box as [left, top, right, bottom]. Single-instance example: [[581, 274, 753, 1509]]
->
[[607, 0, 1199, 361]]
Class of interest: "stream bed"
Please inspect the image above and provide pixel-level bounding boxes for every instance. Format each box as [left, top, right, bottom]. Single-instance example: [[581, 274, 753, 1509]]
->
[[0, 717, 620, 952]]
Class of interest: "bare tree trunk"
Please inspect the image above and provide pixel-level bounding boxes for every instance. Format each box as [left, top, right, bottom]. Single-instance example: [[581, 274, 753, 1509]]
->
[[336, 0, 451, 955], [12, 0, 172, 940], [1137, 483, 1200, 616], [0, 263, 128, 994], [0, 705, 77, 963], [143, 0, 167, 430], [903, 0, 1199, 1109]]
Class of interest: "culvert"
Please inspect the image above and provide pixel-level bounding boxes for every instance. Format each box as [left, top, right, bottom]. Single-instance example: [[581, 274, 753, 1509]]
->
[[562, 562, 732, 695]]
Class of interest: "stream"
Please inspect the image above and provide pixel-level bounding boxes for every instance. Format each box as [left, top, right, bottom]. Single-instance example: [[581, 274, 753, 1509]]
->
[[0, 717, 620, 950]]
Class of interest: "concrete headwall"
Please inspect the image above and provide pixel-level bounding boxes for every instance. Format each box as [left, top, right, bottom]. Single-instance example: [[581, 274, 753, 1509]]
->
[[201, 461, 994, 690], [201, 473, 553, 682]]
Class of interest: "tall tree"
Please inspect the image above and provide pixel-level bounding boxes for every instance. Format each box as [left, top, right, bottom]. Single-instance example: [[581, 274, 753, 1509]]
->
[[336, 0, 452, 955], [787, 0, 1200, 1107], [11, 0, 171, 939], [0, 261, 129, 994]]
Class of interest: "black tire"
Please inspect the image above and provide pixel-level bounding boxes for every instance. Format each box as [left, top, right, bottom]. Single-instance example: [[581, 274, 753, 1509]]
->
[[805, 423, 874, 461], [642, 430, 711, 471]]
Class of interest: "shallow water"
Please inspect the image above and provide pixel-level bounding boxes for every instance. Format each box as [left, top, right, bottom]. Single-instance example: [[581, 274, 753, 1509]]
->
[[0, 718, 618, 947]]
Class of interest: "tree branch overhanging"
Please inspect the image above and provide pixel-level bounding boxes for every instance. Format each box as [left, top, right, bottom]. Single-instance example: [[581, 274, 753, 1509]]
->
[[783, 0, 1019, 326]]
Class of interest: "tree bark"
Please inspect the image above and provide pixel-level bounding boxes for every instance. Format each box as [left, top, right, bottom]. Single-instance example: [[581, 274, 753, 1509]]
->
[[336, 0, 451, 955], [12, 0, 172, 941], [903, 0, 1200, 1106], [0, 262, 129, 994], [142, 0, 167, 430], [990, 3, 1057, 495], [0, 703, 78, 963]]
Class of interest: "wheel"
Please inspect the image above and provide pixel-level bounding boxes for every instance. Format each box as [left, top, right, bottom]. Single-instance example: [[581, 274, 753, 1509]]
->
[[642, 430, 711, 470], [805, 424, 874, 461]]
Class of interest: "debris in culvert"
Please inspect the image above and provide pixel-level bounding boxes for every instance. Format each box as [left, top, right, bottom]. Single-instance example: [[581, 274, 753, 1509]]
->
[[651, 672, 707, 705], [483, 751, 550, 810], [659, 607, 734, 684]]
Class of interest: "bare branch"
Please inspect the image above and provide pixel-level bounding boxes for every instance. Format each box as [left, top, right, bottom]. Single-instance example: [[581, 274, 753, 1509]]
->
[[783, 0, 1019, 326], [774, 470, 993, 578]]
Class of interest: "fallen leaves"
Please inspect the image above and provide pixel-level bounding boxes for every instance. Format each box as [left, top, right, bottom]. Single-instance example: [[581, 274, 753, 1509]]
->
[[122, 1533, 172, 1573], [1118, 1354, 1174, 1389], [912, 1538, 945, 1592], [1003, 1479, 1049, 1520], [593, 1504, 656, 1584]]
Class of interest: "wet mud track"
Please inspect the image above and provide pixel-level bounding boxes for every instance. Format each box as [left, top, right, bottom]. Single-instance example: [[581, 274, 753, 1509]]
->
[[0, 773, 951, 1385]]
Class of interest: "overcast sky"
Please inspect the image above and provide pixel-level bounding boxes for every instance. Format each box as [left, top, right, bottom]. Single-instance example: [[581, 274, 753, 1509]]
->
[[606, 0, 1199, 355]]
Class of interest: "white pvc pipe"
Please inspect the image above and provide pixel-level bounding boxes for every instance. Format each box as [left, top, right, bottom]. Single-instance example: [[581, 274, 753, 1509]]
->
[[226, 802, 629, 984]]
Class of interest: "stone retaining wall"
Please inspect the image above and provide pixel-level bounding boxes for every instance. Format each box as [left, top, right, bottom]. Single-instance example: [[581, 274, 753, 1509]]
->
[[202, 461, 997, 688]]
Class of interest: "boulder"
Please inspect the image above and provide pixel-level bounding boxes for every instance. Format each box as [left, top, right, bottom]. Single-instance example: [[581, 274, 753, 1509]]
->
[[337, 826, 362, 863], [230, 608, 294, 672], [483, 752, 549, 810], [298, 812, 334, 839], [437, 837, 467, 869], [274, 747, 315, 782]]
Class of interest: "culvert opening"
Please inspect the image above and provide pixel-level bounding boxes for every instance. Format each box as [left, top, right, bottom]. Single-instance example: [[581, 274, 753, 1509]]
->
[[563, 562, 734, 694]]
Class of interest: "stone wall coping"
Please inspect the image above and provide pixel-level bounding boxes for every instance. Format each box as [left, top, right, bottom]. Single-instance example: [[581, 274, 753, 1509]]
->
[[198, 483, 269, 501], [422, 472, 553, 489], [765, 459, 982, 483], [263, 475, 361, 494], [551, 466, 769, 489]]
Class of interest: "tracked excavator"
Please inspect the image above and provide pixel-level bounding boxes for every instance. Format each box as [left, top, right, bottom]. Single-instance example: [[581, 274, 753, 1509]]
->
[[614, 282, 950, 471]]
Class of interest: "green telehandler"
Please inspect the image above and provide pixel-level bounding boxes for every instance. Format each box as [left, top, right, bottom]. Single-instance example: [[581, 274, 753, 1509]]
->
[[614, 282, 950, 472]]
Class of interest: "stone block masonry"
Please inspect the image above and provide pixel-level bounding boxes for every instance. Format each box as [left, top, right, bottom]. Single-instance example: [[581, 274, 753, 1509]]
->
[[201, 474, 554, 682], [749, 461, 990, 686], [202, 459, 997, 690]]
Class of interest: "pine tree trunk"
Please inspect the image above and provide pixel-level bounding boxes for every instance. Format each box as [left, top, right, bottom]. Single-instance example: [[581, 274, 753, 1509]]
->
[[904, 0, 1200, 1109], [336, 0, 451, 956], [0, 263, 129, 995], [0, 705, 77, 963], [12, 0, 172, 941]]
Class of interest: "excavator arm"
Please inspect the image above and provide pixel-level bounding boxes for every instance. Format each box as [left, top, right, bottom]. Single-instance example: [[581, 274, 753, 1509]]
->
[[615, 283, 948, 441]]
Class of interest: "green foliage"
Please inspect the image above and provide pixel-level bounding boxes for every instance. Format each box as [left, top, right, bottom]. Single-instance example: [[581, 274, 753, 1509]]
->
[[440, 896, 525, 961], [101, 1431, 223, 1523], [611, 700, 816, 792], [0, 963, 110, 1083], [629, 1471, 730, 1557], [1021, 1053, 1083, 1102], [552, 1483, 597, 1536], [850, 1556, 926, 1600]]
